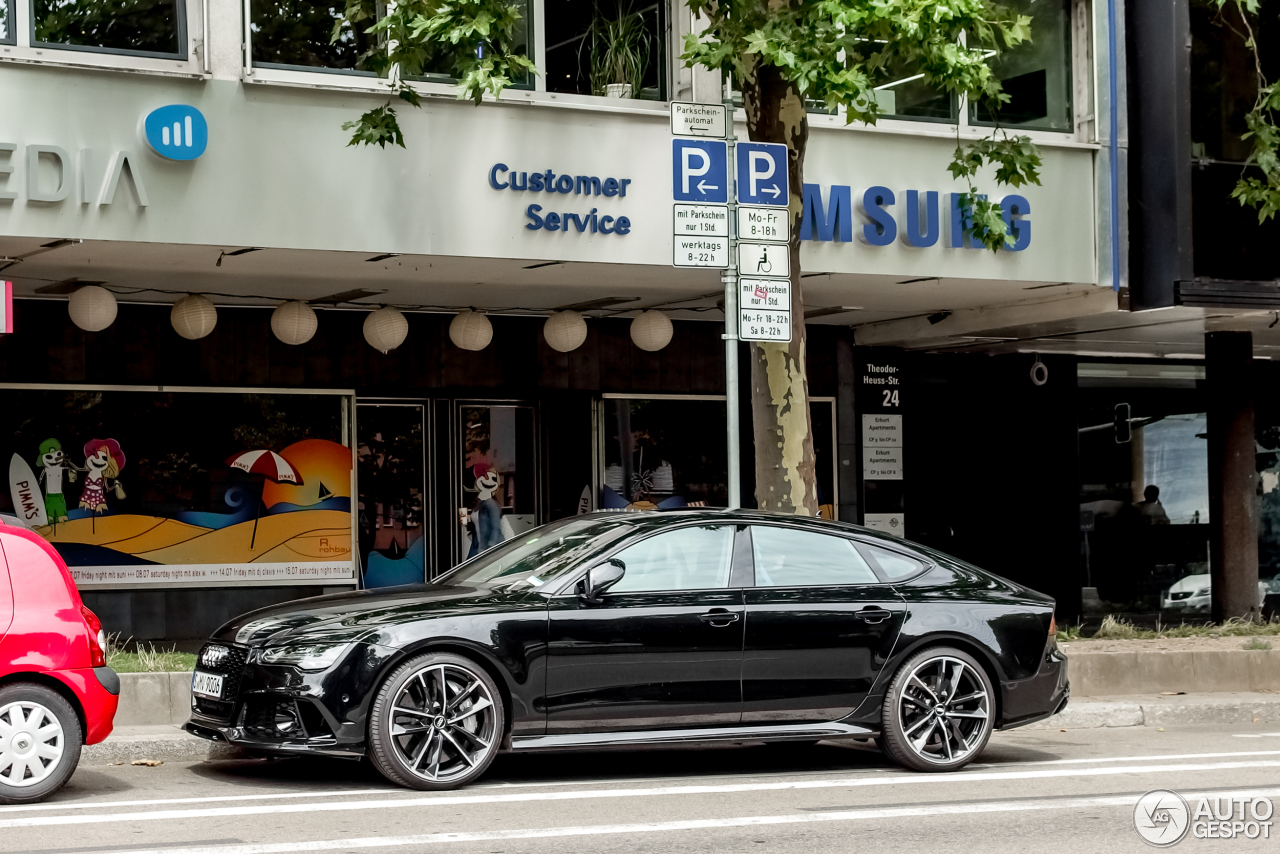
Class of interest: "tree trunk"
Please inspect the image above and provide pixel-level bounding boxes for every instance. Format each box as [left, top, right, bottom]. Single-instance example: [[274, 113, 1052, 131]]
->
[[740, 57, 818, 515]]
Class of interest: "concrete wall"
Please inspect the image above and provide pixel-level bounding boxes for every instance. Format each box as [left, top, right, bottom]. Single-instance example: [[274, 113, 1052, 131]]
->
[[115, 672, 193, 726], [1069, 649, 1280, 696]]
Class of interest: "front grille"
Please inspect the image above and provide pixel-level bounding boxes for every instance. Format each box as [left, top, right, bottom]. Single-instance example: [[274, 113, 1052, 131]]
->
[[193, 642, 249, 722], [1171, 591, 1192, 601]]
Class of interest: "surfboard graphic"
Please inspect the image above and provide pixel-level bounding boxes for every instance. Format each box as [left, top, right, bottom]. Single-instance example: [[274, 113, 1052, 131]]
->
[[9, 453, 48, 528]]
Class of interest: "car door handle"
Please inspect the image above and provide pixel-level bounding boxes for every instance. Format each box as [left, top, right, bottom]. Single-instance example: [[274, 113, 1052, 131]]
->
[[699, 609, 741, 626], [855, 607, 894, 624]]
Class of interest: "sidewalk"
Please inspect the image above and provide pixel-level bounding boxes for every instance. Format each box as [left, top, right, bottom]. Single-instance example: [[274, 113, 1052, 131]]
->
[[83, 725, 238, 765], [1051, 691, 1280, 729]]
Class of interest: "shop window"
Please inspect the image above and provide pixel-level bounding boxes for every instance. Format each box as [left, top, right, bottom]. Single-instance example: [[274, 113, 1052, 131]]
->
[[31, 0, 186, 59], [601, 397, 728, 510], [1, 0, 14, 45], [546, 0, 664, 100], [1077, 364, 1214, 618], [969, 0, 1073, 132], [357, 404, 426, 589], [458, 404, 537, 562], [0, 387, 356, 590]]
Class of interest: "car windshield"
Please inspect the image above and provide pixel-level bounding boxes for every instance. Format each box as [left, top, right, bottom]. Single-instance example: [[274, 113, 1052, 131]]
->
[[436, 516, 630, 592]]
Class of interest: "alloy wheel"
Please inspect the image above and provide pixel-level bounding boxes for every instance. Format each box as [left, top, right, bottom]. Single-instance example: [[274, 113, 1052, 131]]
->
[[387, 663, 498, 784], [896, 655, 991, 766], [0, 701, 66, 788]]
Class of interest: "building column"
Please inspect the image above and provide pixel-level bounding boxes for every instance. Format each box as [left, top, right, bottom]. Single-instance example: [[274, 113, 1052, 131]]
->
[[1206, 331, 1260, 621]]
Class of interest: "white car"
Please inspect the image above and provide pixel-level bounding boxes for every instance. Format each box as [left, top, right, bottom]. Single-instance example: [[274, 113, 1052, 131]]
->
[[1162, 573, 1269, 614]]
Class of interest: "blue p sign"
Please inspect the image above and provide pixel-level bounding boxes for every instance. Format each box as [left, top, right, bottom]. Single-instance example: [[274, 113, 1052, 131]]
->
[[736, 142, 788, 206], [144, 105, 208, 161], [672, 139, 728, 203]]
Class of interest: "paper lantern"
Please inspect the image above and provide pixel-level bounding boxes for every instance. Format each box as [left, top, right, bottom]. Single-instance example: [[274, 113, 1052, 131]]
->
[[68, 285, 117, 332], [630, 310, 673, 352], [449, 310, 493, 351], [270, 300, 317, 346], [363, 306, 409, 353], [170, 294, 218, 340], [543, 310, 587, 353]]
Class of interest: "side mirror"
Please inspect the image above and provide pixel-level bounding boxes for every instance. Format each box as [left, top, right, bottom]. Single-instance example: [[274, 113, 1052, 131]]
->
[[581, 559, 625, 604]]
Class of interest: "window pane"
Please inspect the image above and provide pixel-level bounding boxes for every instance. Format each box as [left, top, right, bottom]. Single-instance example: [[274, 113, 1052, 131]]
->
[[970, 0, 1073, 132], [873, 55, 958, 122], [546, 0, 663, 100], [608, 525, 734, 592], [860, 544, 924, 580], [251, 0, 377, 71], [751, 526, 878, 587], [1, 1, 12, 44], [33, 0, 184, 57]]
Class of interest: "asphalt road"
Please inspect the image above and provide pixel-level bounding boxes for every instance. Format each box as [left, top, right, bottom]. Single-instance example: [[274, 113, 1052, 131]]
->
[[7, 723, 1280, 854]]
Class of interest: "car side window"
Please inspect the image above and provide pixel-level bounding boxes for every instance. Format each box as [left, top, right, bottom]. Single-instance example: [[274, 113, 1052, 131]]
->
[[607, 525, 735, 593], [750, 526, 879, 587], [859, 543, 926, 580]]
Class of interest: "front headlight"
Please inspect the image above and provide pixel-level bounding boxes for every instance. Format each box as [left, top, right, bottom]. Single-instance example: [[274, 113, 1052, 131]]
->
[[259, 642, 351, 671], [1195, 587, 1211, 597]]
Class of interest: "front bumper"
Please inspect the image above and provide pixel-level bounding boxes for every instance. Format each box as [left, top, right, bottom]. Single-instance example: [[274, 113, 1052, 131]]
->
[[185, 640, 398, 758], [998, 648, 1069, 730]]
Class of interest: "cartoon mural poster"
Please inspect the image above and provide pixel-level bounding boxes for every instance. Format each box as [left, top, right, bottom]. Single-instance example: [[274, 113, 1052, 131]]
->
[[458, 463, 513, 559], [6, 434, 354, 587], [37, 439, 75, 527], [79, 438, 126, 516]]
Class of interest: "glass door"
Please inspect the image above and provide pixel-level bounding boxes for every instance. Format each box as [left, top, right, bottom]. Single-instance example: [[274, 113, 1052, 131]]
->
[[357, 403, 427, 588], [456, 403, 538, 562]]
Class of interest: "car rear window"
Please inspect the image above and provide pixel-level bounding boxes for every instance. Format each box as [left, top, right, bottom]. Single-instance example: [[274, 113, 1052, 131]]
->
[[859, 543, 926, 580]]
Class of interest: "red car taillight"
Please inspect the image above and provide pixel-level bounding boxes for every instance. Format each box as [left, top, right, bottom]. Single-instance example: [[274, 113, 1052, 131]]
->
[[80, 604, 107, 668]]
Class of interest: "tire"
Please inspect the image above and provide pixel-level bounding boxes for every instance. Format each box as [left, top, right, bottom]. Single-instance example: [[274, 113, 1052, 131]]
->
[[878, 646, 995, 773], [0, 682, 83, 804], [367, 652, 505, 791]]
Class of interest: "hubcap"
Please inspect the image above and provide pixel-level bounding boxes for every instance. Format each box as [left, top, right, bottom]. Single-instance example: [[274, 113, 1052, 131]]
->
[[0, 701, 65, 788], [388, 664, 497, 783], [897, 656, 991, 765]]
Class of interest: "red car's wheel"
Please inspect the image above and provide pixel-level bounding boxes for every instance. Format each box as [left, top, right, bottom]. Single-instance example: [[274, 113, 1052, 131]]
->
[[0, 683, 83, 804]]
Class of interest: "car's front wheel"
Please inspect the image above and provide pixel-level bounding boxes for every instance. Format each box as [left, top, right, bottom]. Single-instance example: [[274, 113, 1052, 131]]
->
[[0, 682, 83, 804], [367, 652, 505, 790], [878, 647, 995, 773]]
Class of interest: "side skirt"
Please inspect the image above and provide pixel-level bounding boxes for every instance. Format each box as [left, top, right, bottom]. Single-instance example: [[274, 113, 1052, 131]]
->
[[510, 721, 877, 751]]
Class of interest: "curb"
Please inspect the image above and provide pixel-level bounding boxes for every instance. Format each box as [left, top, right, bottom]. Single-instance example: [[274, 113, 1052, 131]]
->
[[1051, 694, 1280, 729]]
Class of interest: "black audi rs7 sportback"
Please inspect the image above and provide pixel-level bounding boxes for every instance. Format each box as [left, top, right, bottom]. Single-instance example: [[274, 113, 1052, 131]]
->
[[186, 510, 1068, 789]]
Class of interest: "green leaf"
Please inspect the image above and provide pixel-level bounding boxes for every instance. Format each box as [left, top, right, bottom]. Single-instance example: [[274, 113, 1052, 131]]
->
[[342, 104, 405, 149]]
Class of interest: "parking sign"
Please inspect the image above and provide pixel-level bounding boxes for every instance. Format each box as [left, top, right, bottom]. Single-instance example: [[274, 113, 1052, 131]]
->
[[671, 139, 728, 203], [735, 142, 788, 207]]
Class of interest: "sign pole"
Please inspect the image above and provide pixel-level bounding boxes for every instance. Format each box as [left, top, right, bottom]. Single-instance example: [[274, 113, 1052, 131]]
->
[[721, 91, 741, 509]]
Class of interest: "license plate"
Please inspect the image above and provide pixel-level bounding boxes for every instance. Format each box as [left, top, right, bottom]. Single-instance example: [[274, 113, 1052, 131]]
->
[[192, 671, 224, 699]]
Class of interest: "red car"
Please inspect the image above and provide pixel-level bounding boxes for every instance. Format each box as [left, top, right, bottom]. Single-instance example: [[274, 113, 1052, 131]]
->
[[0, 524, 118, 803]]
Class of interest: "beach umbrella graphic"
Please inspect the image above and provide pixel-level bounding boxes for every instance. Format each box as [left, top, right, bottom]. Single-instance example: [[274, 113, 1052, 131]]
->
[[226, 450, 304, 549]]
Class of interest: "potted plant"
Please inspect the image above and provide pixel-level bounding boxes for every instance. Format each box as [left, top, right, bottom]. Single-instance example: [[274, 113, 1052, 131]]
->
[[585, 3, 652, 99]]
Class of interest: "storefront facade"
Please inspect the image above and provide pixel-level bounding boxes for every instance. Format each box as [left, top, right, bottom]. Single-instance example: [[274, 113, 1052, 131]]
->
[[0, 0, 1143, 641]]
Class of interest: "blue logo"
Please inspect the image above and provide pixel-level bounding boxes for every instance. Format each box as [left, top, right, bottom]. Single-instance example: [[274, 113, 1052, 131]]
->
[[143, 105, 208, 161]]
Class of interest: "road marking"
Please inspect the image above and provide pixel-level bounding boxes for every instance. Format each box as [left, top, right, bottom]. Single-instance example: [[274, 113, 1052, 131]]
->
[[16, 748, 1278, 816], [1233, 733, 1280, 738], [63, 787, 1280, 854], [5, 759, 1280, 829]]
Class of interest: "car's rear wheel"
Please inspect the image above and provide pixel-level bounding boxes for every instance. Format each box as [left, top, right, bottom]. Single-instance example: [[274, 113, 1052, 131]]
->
[[367, 652, 504, 791], [0, 682, 83, 804], [878, 647, 994, 773]]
